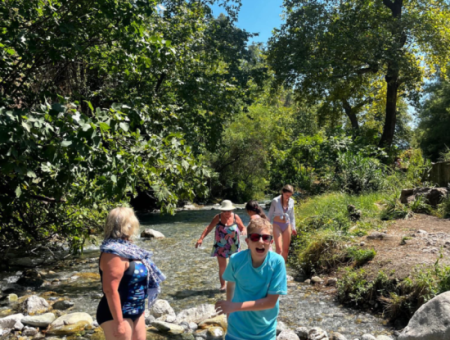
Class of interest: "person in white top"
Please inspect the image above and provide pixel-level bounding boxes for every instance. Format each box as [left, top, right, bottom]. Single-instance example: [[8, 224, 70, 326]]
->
[[267, 185, 297, 262]]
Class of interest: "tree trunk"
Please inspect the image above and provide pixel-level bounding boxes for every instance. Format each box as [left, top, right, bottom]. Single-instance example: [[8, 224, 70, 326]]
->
[[342, 99, 359, 131], [379, 71, 399, 148]]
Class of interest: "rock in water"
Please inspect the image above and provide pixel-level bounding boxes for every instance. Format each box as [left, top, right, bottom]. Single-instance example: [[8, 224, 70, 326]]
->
[[376, 336, 393, 340], [311, 276, 323, 284], [276, 321, 288, 335], [151, 321, 184, 334], [22, 313, 56, 327], [398, 291, 450, 340], [22, 295, 49, 314], [309, 327, 329, 340], [47, 312, 94, 335], [207, 326, 224, 339], [22, 327, 38, 336], [16, 270, 44, 288], [52, 300, 74, 310], [176, 304, 216, 324], [278, 330, 300, 340], [332, 333, 347, 340], [0, 313, 24, 330], [198, 315, 227, 331], [361, 335, 376, 340], [150, 299, 175, 318], [140, 229, 165, 239]]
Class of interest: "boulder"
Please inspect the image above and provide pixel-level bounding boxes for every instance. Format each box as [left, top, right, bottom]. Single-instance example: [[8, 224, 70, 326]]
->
[[400, 187, 448, 206], [52, 300, 74, 311], [165, 314, 176, 323], [176, 304, 216, 324], [361, 335, 376, 340], [311, 276, 323, 284], [22, 327, 38, 337], [198, 315, 227, 331], [22, 313, 56, 327], [398, 291, 450, 340], [189, 322, 198, 331], [47, 312, 93, 335], [295, 327, 309, 340], [332, 333, 347, 340], [150, 299, 175, 318], [278, 330, 300, 340], [16, 270, 44, 288], [276, 321, 288, 335], [327, 278, 338, 287], [22, 295, 49, 314], [0, 313, 24, 330], [140, 229, 165, 239], [309, 327, 328, 340], [151, 321, 184, 334]]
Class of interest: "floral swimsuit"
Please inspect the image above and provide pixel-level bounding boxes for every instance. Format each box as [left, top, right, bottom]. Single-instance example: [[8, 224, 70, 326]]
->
[[211, 213, 240, 258]]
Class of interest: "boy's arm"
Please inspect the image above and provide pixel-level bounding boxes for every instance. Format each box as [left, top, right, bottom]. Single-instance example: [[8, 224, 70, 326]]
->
[[226, 281, 235, 302], [216, 294, 279, 314]]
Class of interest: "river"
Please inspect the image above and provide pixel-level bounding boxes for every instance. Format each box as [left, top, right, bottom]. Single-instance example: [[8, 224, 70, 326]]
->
[[0, 208, 393, 339]]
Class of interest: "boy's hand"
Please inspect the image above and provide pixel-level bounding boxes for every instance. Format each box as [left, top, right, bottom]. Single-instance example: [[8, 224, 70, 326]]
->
[[215, 300, 236, 315]]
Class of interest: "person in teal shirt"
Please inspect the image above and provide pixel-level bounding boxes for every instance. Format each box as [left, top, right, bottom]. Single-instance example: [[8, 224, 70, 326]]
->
[[215, 218, 287, 340]]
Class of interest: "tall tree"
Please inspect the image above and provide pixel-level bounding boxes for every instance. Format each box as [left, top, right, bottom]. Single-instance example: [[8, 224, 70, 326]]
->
[[268, 0, 450, 148]]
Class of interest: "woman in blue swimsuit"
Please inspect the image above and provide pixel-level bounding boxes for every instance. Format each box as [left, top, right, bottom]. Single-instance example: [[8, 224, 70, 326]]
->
[[97, 208, 165, 340], [268, 185, 297, 262]]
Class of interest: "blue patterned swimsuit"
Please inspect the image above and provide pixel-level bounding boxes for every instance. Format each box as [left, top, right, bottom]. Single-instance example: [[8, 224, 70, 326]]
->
[[97, 259, 148, 325]]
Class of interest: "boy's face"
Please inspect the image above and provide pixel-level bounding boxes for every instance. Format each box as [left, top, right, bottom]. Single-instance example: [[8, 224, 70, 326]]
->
[[245, 226, 273, 261]]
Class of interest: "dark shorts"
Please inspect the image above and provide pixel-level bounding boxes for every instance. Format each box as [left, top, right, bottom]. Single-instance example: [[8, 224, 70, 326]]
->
[[96, 296, 144, 325]]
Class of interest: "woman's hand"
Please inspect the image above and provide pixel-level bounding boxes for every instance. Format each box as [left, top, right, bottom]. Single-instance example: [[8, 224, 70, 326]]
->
[[215, 300, 237, 315], [241, 227, 247, 237], [292, 229, 297, 236], [195, 239, 203, 248], [113, 320, 127, 338]]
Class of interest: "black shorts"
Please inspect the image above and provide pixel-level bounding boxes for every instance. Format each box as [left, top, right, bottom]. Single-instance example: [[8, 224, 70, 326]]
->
[[96, 296, 144, 325]]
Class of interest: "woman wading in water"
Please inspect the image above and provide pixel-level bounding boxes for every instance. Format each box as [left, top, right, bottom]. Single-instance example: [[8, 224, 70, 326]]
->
[[97, 207, 165, 340], [195, 200, 246, 290], [268, 185, 297, 262]]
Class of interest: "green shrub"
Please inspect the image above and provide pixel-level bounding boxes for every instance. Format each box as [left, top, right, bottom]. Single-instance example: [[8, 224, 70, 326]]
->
[[346, 247, 376, 266], [437, 195, 450, 218], [380, 195, 412, 220], [410, 195, 432, 214]]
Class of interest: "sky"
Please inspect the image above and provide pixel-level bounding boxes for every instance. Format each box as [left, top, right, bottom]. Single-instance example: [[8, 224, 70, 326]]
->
[[210, 0, 285, 45]]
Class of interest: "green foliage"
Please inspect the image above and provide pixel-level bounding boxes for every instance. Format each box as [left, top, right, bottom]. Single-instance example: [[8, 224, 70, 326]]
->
[[410, 195, 432, 214], [346, 247, 376, 267], [0, 102, 210, 252], [381, 195, 412, 220]]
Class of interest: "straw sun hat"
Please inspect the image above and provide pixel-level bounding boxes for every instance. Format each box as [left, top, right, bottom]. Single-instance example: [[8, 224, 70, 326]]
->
[[218, 200, 236, 211]]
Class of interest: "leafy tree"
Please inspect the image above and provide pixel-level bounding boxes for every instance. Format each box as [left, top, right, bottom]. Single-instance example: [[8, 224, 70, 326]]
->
[[268, 0, 450, 148], [417, 81, 450, 160]]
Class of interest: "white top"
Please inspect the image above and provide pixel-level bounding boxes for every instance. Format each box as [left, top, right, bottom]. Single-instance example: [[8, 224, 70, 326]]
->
[[267, 195, 296, 231]]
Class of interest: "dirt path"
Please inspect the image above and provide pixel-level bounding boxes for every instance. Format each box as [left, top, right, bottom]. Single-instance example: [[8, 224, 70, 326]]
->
[[359, 214, 450, 280]]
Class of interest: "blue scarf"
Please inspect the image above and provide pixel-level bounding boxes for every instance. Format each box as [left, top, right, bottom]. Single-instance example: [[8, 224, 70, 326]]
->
[[100, 238, 166, 308]]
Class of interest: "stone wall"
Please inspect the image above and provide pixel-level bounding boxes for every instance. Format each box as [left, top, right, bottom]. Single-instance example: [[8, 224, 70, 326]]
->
[[430, 161, 450, 187]]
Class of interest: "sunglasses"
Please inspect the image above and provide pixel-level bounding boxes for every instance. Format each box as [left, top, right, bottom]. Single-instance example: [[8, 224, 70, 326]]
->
[[247, 233, 273, 243]]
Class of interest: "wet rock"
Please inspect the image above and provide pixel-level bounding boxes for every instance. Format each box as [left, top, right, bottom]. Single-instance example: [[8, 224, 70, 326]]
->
[[295, 327, 309, 340], [189, 322, 198, 331], [398, 290, 450, 340], [9, 257, 45, 268], [90, 327, 105, 340], [22, 295, 49, 314], [165, 314, 177, 323], [47, 320, 92, 336], [22, 327, 38, 337], [309, 327, 328, 340], [1, 283, 22, 294], [176, 304, 216, 324], [276, 321, 288, 335], [332, 333, 347, 340], [0, 313, 24, 330], [361, 335, 376, 340], [193, 328, 208, 339], [145, 313, 156, 326], [151, 321, 184, 334], [311, 276, 323, 284], [48, 312, 94, 335], [8, 294, 18, 303], [52, 300, 74, 310], [286, 275, 295, 281], [327, 278, 338, 286], [32, 332, 45, 339], [278, 330, 300, 340], [69, 272, 100, 282], [206, 327, 224, 339], [22, 313, 56, 327], [16, 270, 44, 288], [375, 336, 393, 340], [304, 279, 311, 284], [140, 229, 165, 239], [48, 271, 56, 275], [150, 299, 175, 318], [198, 315, 227, 331]]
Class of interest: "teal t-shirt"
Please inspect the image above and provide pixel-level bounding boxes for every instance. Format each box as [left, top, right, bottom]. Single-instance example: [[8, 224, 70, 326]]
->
[[222, 249, 287, 340]]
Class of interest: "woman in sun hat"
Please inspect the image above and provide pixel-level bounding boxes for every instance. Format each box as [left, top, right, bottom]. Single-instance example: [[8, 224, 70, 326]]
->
[[195, 200, 247, 290]]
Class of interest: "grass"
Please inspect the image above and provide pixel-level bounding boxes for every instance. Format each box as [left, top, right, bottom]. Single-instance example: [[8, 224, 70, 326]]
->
[[346, 247, 376, 266]]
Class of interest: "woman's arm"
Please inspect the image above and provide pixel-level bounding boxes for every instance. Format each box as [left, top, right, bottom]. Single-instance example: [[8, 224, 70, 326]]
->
[[235, 215, 247, 236], [195, 215, 219, 248], [100, 253, 128, 337], [215, 294, 279, 314], [267, 199, 276, 222]]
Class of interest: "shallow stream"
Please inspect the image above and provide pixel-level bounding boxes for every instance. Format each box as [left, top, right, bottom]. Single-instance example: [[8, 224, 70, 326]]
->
[[0, 209, 393, 338]]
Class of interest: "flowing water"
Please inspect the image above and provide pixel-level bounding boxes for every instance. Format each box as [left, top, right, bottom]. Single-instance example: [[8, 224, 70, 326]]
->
[[0, 208, 393, 338]]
